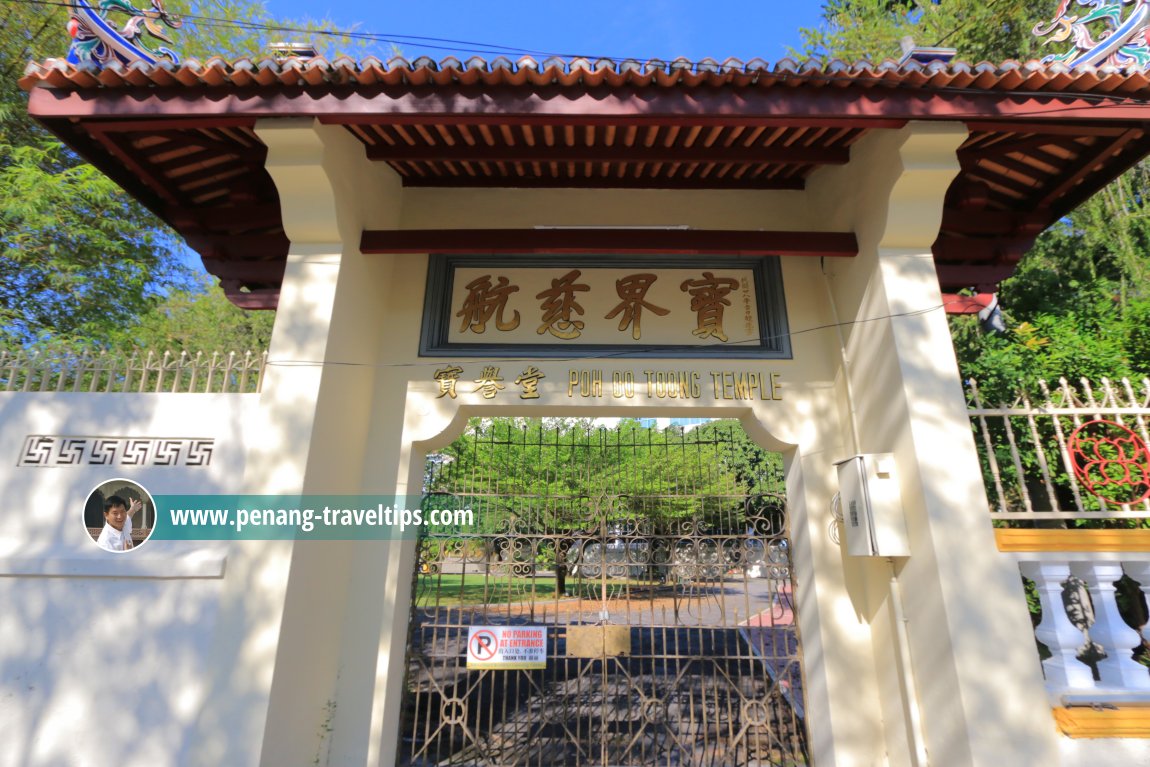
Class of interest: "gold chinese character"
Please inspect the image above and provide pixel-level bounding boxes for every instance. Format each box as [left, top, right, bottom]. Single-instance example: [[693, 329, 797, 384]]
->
[[536, 270, 590, 340], [514, 366, 546, 399], [473, 366, 506, 399], [455, 275, 521, 334], [433, 365, 464, 399], [680, 272, 741, 342], [605, 273, 670, 340]]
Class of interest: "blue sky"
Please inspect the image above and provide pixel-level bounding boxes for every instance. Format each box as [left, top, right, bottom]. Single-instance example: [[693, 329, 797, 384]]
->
[[263, 1, 828, 64]]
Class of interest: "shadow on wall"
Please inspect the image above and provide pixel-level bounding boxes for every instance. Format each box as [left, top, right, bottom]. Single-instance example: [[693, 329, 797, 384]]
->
[[0, 392, 276, 766]]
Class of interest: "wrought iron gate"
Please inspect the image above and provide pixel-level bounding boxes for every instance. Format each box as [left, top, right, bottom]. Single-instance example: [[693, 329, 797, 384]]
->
[[400, 419, 808, 766]]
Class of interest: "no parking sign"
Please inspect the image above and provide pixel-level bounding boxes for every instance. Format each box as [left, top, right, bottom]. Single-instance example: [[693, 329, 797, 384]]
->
[[466, 626, 547, 669]]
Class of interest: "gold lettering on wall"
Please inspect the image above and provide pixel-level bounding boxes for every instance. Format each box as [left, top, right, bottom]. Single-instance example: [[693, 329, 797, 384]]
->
[[567, 369, 603, 398], [680, 272, 741, 342], [708, 372, 779, 401], [537, 270, 591, 339], [456, 275, 521, 333], [437, 366, 781, 402], [604, 274, 669, 340], [515, 366, 546, 399]]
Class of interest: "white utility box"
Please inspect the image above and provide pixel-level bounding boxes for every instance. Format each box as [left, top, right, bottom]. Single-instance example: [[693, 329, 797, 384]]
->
[[834, 453, 910, 557]]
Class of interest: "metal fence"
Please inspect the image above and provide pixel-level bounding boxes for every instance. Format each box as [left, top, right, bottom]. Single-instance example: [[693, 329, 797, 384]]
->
[[967, 377, 1150, 522], [0, 349, 267, 394]]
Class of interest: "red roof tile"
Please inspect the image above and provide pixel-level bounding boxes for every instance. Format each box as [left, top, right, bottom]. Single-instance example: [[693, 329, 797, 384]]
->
[[20, 56, 1150, 308]]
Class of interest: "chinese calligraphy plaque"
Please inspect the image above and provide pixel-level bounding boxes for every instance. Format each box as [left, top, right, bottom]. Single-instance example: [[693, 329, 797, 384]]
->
[[421, 255, 789, 359]]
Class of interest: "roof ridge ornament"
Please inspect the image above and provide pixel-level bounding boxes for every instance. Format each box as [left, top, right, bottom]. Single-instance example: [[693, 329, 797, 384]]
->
[[1034, 0, 1150, 69], [66, 0, 182, 68]]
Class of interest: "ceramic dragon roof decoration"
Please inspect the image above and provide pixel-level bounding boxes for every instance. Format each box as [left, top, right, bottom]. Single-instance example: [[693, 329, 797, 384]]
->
[[1035, 0, 1150, 68], [66, 0, 181, 67]]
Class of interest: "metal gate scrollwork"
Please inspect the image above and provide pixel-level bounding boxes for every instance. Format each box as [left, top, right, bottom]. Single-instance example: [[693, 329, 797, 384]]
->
[[401, 419, 808, 766]]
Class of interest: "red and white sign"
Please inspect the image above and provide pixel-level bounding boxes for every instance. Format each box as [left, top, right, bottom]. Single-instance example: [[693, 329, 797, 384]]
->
[[466, 626, 547, 669]]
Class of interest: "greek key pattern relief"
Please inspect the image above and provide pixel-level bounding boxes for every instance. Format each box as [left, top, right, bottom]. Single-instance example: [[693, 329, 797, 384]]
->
[[18, 436, 215, 467]]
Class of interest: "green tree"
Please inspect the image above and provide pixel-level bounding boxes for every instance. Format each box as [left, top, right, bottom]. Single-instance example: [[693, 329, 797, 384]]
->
[[0, 141, 190, 344], [797, 0, 1041, 63], [800, 0, 1150, 405], [103, 274, 275, 352], [0, 1, 365, 348], [427, 418, 781, 532]]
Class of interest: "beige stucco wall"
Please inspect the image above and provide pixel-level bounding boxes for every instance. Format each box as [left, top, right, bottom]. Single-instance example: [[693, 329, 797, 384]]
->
[[227, 118, 1061, 766], [0, 393, 253, 767], [0, 117, 1088, 767]]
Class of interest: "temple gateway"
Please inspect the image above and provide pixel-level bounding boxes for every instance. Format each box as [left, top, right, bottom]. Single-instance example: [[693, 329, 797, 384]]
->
[[9, 8, 1150, 765]]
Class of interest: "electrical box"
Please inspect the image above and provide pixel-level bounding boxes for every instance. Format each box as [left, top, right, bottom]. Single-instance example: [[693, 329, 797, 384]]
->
[[834, 454, 910, 557]]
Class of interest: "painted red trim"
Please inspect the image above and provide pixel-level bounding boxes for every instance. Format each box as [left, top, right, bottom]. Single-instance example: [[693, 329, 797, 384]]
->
[[963, 121, 1134, 137], [399, 176, 807, 190], [80, 117, 260, 131], [366, 143, 851, 165], [940, 209, 1049, 236], [934, 263, 1016, 287], [202, 258, 286, 281], [943, 293, 996, 314], [30, 84, 1150, 123], [360, 229, 857, 257], [221, 288, 279, 310]]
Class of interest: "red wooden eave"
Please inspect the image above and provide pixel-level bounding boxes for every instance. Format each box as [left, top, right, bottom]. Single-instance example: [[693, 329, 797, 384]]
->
[[360, 229, 858, 258]]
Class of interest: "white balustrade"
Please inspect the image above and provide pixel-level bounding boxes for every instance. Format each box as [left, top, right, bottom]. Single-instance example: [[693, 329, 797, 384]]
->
[[1072, 562, 1150, 689], [1021, 562, 1097, 691], [1021, 558, 1150, 698]]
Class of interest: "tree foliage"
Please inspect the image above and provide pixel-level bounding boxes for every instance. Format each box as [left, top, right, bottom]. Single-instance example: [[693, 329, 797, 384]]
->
[[426, 418, 783, 534], [800, 1, 1150, 404], [795, 0, 1041, 63], [102, 274, 276, 352], [0, 141, 190, 343], [0, 0, 366, 348]]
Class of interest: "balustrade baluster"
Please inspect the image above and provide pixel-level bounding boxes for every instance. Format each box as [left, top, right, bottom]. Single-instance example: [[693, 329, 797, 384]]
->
[[1120, 562, 1150, 681], [1071, 561, 1150, 689], [1020, 562, 1095, 690]]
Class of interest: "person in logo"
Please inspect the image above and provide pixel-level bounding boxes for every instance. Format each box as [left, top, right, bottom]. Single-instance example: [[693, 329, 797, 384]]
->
[[96, 495, 140, 552]]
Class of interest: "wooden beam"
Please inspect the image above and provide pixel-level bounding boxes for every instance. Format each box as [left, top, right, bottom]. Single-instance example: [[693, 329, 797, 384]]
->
[[191, 203, 283, 231], [934, 263, 1016, 288], [1037, 129, 1141, 208], [148, 130, 262, 155], [360, 228, 857, 257], [960, 170, 1036, 201], [87, 131, 181, 206], [973, 135, 1068, 158], [401, 175, 807, 190], [941, 208, 1049, 237], [81, 117, 259, 131], [938, 208, 1048, 235], [150, 147, 237, 173], [1048, 132, 1150, 217], [186, 234, 289, 261], [933, 235, 1032, 264], [964, 121, 1134, 137], [221, 286, 279, 310], [89, 126, 256, 159], [202, 258, 286, 282], [167, 161, 256, 189], [366, 143, 851, 165]]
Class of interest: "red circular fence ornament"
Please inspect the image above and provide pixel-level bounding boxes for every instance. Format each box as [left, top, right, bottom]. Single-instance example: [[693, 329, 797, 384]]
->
[[1067, 420, 1150, 505]]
